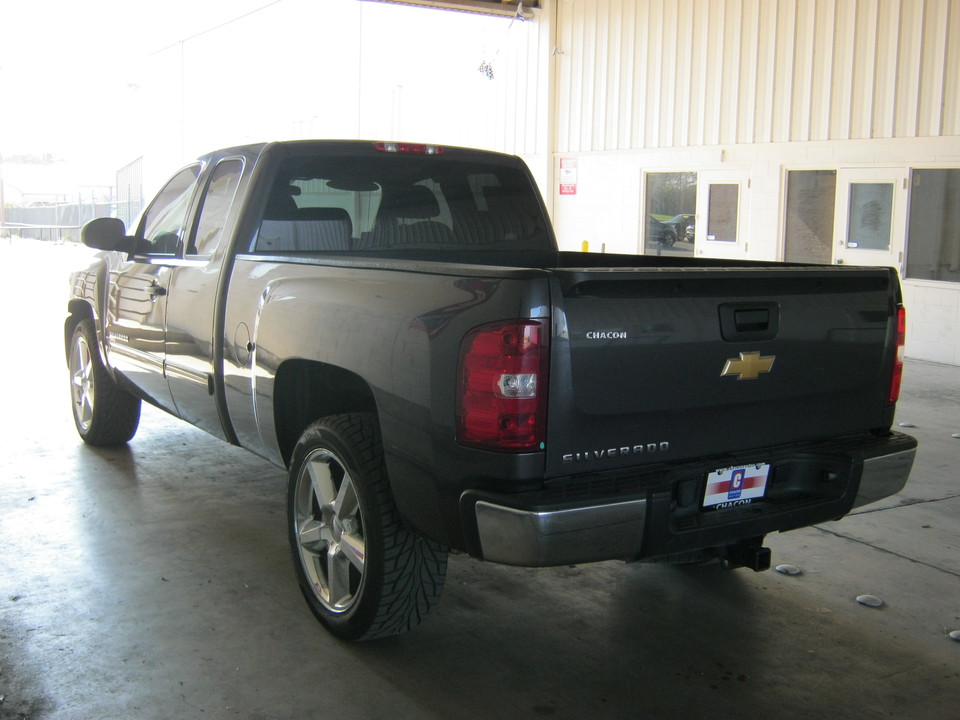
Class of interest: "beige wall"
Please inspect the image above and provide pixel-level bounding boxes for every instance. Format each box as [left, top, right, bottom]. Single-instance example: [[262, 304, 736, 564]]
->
[[547, 0, 960, 364]]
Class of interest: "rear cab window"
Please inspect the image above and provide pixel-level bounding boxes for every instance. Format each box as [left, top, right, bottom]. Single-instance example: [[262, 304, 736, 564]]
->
[[252, 148, 551, 255]]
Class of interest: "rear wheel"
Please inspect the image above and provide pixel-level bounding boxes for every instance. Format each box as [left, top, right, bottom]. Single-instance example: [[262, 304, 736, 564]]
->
[[68, 319, 141, 445], [288, 414, 448, 641]]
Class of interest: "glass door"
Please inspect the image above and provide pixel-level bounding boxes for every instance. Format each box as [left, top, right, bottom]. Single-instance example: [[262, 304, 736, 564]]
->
[[695, 170, 750, 259], [834, 168, 908, 271]]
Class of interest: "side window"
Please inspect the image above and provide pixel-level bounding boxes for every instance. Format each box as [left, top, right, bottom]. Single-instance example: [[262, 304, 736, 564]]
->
[[784, 170, 836, 264], [190, 159, 244, 256], [138, 165, 201, 254], [906, 169, 960, 283]]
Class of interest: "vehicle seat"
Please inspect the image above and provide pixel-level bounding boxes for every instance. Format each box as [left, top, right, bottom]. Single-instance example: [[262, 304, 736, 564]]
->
[[257, 207, 353, 252], [364, 185, 453, 248]]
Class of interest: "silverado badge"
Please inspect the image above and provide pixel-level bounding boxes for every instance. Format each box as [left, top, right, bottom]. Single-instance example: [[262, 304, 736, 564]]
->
[[721, 351, 775, 380]]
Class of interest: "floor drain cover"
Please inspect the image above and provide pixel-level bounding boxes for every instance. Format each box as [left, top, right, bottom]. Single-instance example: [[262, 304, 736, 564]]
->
[[775, 564, 802, 576]]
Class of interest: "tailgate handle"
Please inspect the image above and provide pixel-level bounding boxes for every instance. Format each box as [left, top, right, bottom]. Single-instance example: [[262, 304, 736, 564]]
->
[[735, 308, 769, 331], [719, 302, 780, 342]]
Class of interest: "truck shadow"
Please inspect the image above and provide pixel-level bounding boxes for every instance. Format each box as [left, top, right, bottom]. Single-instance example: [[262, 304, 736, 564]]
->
[[349, 554, 950, 719]]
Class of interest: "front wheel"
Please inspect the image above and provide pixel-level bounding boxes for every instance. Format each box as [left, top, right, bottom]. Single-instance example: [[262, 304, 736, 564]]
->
[[68, 318, 141, 445], [287, 414, 448, 641]]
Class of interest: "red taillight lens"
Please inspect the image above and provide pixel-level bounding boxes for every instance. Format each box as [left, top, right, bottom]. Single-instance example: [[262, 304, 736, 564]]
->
[[888, 305, 906, 404], [457, 320, 548, 451]]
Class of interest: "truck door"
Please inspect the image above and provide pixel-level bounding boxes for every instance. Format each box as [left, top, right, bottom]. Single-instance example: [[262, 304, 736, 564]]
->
[[105, 165, 201, 415], [164, 158, 246, 441]]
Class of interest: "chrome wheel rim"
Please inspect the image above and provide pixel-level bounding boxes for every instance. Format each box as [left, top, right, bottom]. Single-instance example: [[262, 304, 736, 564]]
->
[[70, 333, 95, 432], [293, 448, 366, 614]]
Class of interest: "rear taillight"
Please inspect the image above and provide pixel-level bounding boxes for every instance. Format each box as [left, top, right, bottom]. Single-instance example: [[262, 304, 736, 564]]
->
[[888, 305, 906, 404], [457, 320, 548, 452]]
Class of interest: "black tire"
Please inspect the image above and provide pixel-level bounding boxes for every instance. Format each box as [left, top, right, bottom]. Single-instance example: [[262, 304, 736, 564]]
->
[[287, 414, 448, 641], [68, 318, 141, 446]]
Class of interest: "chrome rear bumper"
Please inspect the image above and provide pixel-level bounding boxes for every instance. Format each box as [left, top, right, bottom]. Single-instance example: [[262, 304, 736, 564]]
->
[[474, 499, 647, 567], [469, 433, 916, 567], [851, 447, 916, 509]]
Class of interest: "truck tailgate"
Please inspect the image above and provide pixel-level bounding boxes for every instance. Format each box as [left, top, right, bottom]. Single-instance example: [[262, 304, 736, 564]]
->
[[544, 265, 899, 478]]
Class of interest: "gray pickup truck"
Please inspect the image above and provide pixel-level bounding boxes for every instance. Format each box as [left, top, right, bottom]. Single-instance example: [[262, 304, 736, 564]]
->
[[66, 140, 917, 640]]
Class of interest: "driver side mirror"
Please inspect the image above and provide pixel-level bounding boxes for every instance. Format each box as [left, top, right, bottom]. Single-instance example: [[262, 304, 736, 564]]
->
[[81, 217, 136, 253]]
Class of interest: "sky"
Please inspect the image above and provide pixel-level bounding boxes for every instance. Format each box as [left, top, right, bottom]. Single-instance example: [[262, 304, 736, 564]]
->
[[0, 0, 273, 196]]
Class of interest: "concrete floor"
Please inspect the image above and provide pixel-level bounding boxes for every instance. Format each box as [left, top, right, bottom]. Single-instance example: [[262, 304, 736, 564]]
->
[[2, 239, 958, 719]]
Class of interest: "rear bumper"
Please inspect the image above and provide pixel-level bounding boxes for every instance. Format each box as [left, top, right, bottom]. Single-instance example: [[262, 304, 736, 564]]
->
[[461, 431, 917, 567], [851, 447, 916, 509], [473, 498, 648, 566]]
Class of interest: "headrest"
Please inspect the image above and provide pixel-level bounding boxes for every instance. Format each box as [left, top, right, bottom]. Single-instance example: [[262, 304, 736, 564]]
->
[[264, 183, 302, 219], [379, 185, 440, 219], [297, 207, 351, 224]]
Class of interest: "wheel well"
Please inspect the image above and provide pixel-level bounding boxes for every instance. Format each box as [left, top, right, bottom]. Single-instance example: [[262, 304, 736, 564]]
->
[[273, 360, 377, 467], [64, 301, 94, 362]]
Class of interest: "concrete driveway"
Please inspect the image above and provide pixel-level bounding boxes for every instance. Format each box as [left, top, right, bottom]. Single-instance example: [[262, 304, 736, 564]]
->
[[1, 239, 957, 719]]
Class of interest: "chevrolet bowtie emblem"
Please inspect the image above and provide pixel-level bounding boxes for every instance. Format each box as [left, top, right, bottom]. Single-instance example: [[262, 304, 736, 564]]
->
[[721, 351, 776, 380]]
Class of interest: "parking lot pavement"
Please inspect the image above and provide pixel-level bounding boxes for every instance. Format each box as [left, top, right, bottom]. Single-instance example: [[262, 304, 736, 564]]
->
[[1, 239, 958, 719]]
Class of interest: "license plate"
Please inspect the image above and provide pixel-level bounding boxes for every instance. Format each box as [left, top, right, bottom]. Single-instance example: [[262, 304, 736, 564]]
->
[[703, 463, 770, 509]]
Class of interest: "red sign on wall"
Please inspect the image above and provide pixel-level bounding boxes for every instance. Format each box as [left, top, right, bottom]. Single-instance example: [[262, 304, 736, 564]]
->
[[559, 157, 577, 195]]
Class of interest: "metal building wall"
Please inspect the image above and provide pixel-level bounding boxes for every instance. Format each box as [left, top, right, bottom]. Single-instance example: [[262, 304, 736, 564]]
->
[[548, 0, 960, 366], [553, 0, 960, 153], [138, 0, 551, 191]]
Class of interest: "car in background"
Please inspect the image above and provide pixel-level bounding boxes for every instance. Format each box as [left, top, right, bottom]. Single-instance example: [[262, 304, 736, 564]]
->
[[662, 213, 695, 245], [648, 213, 694, 246]]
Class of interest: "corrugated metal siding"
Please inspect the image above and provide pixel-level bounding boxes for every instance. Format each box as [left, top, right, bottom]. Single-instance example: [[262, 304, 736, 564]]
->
[[352, 1, 551, 155], [554, 0, 960, 152], [947, 1, 960, 133], [484, 9, 552, 157]]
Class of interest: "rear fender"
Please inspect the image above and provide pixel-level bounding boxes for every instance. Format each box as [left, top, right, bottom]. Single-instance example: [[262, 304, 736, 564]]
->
[[272, 359, 377, 467]]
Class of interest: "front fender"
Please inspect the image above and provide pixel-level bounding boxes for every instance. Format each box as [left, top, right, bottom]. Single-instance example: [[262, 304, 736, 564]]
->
[[65, 253, 111, 365]]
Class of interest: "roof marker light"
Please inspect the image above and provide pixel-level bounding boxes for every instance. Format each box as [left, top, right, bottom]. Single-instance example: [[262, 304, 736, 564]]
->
[[373, 142, 445, 155]]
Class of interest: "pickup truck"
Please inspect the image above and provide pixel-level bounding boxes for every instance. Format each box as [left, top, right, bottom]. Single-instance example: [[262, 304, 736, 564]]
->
[[66, 140, 917, 641]]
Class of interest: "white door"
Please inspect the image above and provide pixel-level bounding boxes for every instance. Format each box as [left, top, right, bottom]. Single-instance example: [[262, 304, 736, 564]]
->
[[834, 168, 908, 272], [695, 170, 750, 259]]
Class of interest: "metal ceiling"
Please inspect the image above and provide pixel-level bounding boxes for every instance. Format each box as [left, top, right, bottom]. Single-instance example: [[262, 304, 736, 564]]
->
[[364, 0, 538, 19]]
